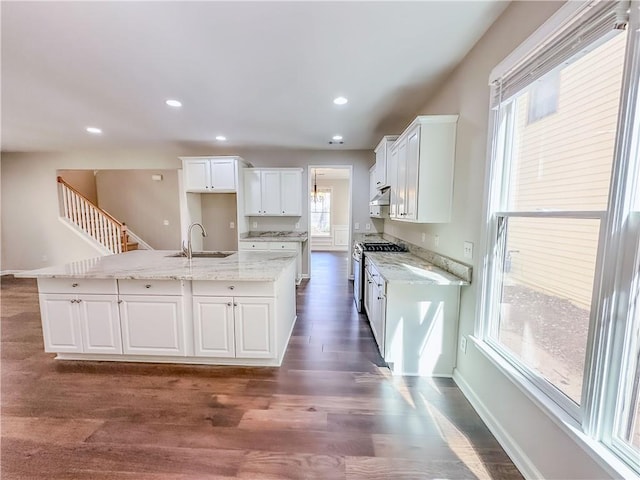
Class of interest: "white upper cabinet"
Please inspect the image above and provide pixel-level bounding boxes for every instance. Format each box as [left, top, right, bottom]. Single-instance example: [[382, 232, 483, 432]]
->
[[389, 115, 458, 223], [243, 168, 302, 216], [374, 135, 398, 190], [369, 166, 377, 202], [181, 156, 238, 193]]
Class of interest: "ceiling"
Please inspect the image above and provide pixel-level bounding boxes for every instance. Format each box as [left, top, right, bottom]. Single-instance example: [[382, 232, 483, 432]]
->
[[1, 1, 509, 153]]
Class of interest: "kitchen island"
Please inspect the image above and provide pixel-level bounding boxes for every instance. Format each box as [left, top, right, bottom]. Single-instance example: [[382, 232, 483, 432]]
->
[[17, 250, 298, 366]]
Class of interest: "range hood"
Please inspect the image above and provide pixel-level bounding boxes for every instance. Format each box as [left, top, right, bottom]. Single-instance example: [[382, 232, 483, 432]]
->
[[370, 187, 390, 206]]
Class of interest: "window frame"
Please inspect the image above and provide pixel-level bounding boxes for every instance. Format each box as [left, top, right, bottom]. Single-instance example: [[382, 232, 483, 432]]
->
[[475, 0, 640, 475], [310, 187, 332, 237]]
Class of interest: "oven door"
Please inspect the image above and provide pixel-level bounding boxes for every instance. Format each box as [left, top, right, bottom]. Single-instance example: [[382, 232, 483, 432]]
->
[[352, 252, 363, 312]]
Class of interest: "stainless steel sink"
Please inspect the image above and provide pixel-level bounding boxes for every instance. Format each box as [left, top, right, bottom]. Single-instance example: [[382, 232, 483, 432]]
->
[[167, 251, 233, 259]]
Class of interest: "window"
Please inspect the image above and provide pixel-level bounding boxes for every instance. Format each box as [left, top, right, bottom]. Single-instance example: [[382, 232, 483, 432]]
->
[[479, 0, 640, 473], [310, 188, 331, 236]]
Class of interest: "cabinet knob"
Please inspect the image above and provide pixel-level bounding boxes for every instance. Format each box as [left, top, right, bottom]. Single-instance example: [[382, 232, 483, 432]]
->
[[233, 303, 238, 307], [145, 284, 152, 289], [282, 210, 285, 214], [72, 283, 78, 288], [377, 296, 383, 300], [228, 286, 235, 290], [118, 300, 123, 304], [70, 299, 76, 303], [76, 299, 82, 303], [227, 302, 232, 307]]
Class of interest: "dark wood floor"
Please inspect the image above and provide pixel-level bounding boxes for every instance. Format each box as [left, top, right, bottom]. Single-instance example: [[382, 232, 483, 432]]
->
[[1, 252, 523, 479]]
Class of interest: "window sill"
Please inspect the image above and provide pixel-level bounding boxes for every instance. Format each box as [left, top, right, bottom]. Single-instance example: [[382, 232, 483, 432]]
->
[[469, 336, 639, 480]]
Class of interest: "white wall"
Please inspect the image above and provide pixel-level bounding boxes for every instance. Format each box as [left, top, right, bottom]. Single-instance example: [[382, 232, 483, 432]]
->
[[1, 148, 374, 273], [383, 1, 614, 478]]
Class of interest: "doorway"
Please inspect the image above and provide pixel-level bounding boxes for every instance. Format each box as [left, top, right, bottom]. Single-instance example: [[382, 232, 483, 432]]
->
[[308, 166, 352, 279]]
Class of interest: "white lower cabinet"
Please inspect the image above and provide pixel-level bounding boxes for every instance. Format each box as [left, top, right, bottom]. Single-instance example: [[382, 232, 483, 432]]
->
[[239, 241, 302, 284], [192, 296, 235, 357], [193, 295, 274, 359], [119, 295, 185, 356]]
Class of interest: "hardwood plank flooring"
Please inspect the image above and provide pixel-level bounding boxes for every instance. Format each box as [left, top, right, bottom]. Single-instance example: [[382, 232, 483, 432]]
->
[[1, 252, 523, 479]]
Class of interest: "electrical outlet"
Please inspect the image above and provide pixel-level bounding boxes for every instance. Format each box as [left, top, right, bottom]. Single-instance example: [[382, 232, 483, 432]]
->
[[252, 221, 258, 229], [463, 241, 473, 259], [434, 235, 440, 247], [163, 219, 169, 226], [295, 222, 300, 229], [355, 222, 360, 230], [229, 221, 235, 229], [421, 233, 426, 243], [460, 336, 467, 354], [365, 223, 371, 231]]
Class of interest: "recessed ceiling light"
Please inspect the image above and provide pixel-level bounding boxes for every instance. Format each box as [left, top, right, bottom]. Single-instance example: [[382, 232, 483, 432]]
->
[[333, 96, 348, 105], [85, 127, 102, 134], [165, 99, 182, 107], [215, 135, 227, 141], [332, 135, 343, 141]]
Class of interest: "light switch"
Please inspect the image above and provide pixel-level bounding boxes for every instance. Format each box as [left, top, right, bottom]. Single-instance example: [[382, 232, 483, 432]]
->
[[355, 222, 360, 230], [229, 221, 235, 229], [365, 223, 371, 231], [295, 222, 300, 229], [434, 235, 440, 247], [163, 220, 169, 226], [252, 221, 258, 229]]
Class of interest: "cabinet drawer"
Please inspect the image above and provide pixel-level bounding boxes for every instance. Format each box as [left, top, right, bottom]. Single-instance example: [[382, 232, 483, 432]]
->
[[269, 242, 297, 251], [37, 278, 117, 295], [118, 279, 183, 296], [192, 281, 274, 297], [238, 242, 269, 251]]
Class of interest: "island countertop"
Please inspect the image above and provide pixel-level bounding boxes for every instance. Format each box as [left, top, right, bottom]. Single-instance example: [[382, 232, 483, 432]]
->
[[365, 252, 469, 286], [16, 250, 297, 282]]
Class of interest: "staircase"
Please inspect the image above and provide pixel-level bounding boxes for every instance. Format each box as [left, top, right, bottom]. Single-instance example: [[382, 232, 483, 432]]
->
[[57, 176, 139, 254]]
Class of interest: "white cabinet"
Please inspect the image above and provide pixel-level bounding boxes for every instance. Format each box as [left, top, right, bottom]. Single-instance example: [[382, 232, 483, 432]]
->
[[244, 168, 302, 216], [192, 293, 275, 359], [389, 115, 458, 223], [37, 279, 121, 354], [369, 166, 377, 201], [238, 240, 302, 284], [40, 294, 121, 354], [181, 157, 238, 193], [374, 135, 398, 189], [388, 146, 399, 219], [118, 280, 186, 356], [363, 258, 386, 355], [192, 297, 235, 357]]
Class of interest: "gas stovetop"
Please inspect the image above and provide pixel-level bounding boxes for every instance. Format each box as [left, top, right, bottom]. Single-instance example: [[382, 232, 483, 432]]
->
[[361, 242, 407, 252]]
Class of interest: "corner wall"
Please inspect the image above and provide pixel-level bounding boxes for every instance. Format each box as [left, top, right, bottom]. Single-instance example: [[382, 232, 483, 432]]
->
[[384, 1, 614, 478]]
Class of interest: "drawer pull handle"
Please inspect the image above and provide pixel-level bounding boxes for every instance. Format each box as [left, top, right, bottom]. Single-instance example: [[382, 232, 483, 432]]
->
[[145, 284, 152, 289], [72, 283, 79, 288], [228, 286, 235, 290]]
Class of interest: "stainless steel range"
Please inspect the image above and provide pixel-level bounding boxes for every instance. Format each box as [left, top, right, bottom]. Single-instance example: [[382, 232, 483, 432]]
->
[[352, 241, 407, 312]]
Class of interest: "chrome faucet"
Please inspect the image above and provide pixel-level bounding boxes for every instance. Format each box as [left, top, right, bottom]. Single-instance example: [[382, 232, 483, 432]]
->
[[182, 222, 208, 259]]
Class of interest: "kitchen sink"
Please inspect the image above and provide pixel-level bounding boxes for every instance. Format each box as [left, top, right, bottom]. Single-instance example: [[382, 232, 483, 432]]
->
[[167, 251, 233, 258]]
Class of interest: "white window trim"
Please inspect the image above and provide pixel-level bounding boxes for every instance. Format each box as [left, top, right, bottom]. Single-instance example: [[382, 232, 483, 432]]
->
[[475, 0, 640, 476]]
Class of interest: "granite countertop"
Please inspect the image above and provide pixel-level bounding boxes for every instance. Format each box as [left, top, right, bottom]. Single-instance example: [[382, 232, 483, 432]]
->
[[365, 252, 469, 286], [239, 231, 308, 242], [16, 250, 297, 282]]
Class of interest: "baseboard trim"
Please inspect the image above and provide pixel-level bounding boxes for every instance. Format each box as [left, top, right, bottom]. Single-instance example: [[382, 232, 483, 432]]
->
[[453, 369, 543, 480]]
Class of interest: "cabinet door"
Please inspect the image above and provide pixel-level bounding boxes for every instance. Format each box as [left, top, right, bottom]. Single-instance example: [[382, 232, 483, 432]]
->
[[77, 295, 122, 354], [388, 146, 399, 219], [192, 297, 235, 357], [373, 288, 386, 356], [119, 295, 185, 356], [364, 269, 373, 318], [396, 139, 408, 218], [211, 159, 237, 191], [261, 170, 281, 215], [183, 159, 211, 192], [39, 294, 83, 353], [375, 146, 386, 188], [405, 125, 421, 221], [369, 166, 377, 201], [234, 297, 274, 358], [280, 170, 302, 216], [244, 169, 263, 215]]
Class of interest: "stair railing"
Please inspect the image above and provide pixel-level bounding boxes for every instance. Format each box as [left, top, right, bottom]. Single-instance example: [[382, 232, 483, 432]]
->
[[57, 176, 129, 254]]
